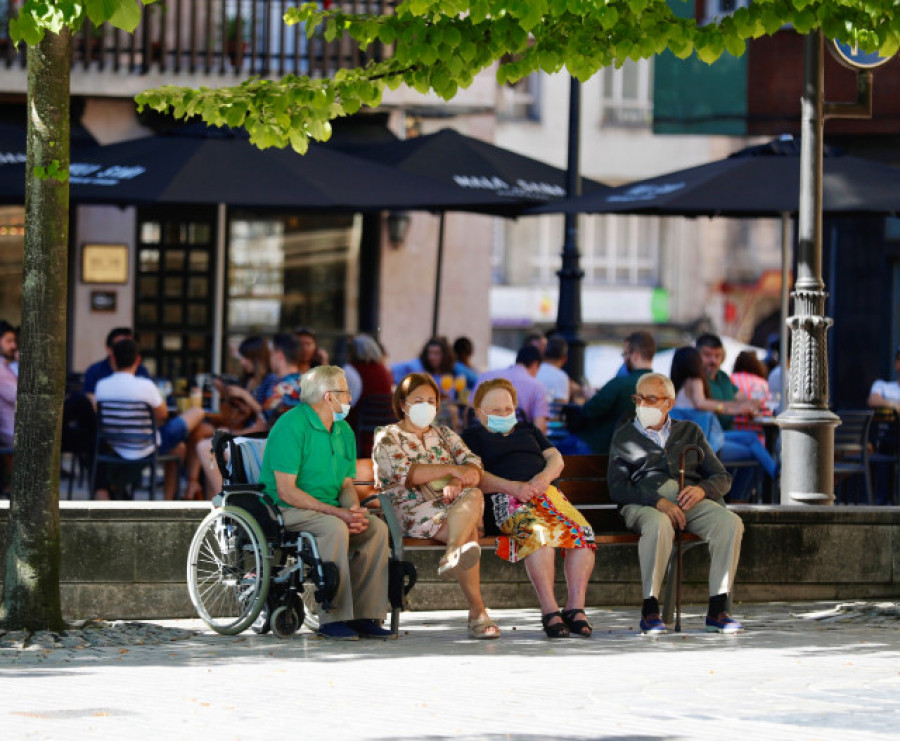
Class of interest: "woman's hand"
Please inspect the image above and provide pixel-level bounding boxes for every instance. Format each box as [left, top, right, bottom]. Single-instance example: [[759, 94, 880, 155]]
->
[[442, 478, 464, 503], [527, 472, 552, 497], [510, 481, 539, 503], [453, 465, 480, 488]]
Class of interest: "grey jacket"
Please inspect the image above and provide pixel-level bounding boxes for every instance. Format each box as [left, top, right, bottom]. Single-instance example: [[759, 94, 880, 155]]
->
[[607, 417, 732, 508]]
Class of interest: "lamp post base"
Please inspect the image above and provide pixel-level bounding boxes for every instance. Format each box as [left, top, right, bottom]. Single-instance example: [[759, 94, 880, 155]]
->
[[777, 408, 840, 505]]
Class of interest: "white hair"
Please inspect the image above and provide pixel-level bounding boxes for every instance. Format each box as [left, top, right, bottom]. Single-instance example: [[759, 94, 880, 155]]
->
[[636, 372, 675, 399], [300, 366, 346, 404]]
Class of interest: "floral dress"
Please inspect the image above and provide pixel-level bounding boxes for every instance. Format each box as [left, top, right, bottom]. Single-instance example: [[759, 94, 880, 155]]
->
[[372, 423, 482, 539]]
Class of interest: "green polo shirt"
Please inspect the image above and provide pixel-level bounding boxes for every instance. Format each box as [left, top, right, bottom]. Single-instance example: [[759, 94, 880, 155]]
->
[[707, 370, 738, 431], [576, 368, 651, 454], [259, 403, 357, 508]]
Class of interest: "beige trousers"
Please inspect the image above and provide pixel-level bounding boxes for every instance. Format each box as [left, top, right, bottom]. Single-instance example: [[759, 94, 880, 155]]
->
[[280, 508, 390, 626], [621, 495, 744, 600]]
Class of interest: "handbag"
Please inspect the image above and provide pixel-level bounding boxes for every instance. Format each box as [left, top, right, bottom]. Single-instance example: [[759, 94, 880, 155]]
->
[[409, 425, 456, 502], [419, 474, 454, 501]]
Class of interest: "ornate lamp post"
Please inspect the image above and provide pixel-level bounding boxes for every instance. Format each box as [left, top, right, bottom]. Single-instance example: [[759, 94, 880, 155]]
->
[[779, 31, 879, 504]]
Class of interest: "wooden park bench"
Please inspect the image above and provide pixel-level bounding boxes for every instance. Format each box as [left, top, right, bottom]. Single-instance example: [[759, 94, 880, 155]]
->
[[354, 453, 710, 630]]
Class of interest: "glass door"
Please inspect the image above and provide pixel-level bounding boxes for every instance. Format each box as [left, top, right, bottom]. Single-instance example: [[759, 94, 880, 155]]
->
[[134, 206, 217, 380]]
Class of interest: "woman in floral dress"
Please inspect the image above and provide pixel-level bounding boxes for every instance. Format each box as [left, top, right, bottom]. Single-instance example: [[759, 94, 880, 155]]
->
[[372, 373, 500, 639]]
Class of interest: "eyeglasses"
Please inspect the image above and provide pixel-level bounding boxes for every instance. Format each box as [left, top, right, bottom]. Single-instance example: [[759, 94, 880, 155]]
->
[[326, 388, 351, 397], [631, 394, 667, 406]]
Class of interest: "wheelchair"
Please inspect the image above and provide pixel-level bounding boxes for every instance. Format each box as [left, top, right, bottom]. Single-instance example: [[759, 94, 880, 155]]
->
[[186, 431, 339, 638]]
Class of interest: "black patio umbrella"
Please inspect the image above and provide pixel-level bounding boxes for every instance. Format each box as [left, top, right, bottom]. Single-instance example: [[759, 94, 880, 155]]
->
[[0, 128, 522, 212], [530, 135, 900, 386], [347, 127, 610, 215], [345, 127, 613, 332], [0, 119, 97, 167], [529, 136, 900, 217]]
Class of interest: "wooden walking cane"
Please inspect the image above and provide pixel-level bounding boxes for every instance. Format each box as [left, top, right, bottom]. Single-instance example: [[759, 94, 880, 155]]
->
[[676, 444, 705, 633]]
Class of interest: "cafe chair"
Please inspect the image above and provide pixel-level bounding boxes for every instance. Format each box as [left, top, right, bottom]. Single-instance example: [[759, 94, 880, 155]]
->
[[833, 409, 875, 505], [61, 391, 96, 499], [89, 400, 180, 500]]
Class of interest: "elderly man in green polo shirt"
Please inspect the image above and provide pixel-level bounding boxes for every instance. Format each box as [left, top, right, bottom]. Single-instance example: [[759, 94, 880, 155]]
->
[[259, 365, 392, 641]]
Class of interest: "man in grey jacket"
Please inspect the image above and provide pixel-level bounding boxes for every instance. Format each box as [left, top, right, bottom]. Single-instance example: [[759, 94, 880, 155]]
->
[[608, 372, 744, 634]]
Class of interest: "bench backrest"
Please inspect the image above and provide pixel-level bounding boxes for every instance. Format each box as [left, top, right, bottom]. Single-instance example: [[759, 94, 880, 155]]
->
[[553, 454, 629, 534], [352, 453, 626, 534]]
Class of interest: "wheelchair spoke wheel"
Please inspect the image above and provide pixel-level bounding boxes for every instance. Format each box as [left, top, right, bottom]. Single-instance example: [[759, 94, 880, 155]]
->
[[187, 506, 271, 635]]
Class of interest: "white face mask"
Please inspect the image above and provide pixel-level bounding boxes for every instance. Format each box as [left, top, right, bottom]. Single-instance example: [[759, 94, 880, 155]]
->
[[407, 401, 437, 428], [635, 404, 664, 429]]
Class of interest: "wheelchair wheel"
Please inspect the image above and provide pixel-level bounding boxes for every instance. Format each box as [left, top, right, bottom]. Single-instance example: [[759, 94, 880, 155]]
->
[[271, 593, 304, 639], [187, 505, 271, 635]]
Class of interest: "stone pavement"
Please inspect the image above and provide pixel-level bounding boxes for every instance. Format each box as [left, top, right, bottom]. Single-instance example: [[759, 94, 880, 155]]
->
[[1, 601, 899, 740]]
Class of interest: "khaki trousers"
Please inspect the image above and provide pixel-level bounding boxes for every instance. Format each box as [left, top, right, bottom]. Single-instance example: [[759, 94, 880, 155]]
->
[[621, 497, 744, 600], [280, 508, 390, 626]]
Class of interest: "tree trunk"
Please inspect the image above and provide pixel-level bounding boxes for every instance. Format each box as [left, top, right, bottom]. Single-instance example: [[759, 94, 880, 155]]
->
[[0, 29, 71, 632]]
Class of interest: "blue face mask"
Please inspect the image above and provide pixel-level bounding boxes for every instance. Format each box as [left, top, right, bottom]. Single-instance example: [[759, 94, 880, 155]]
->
[[329, 395, 350, 422], [486, 413, 517, 434]]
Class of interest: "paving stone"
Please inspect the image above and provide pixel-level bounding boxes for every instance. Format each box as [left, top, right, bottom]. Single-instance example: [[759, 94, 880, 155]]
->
[[1, 602, 900, 740]]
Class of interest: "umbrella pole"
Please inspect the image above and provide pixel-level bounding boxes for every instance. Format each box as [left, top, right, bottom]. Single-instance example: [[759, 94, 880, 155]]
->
[[211, 203, 227, 411], [432, 211, 445, 337]]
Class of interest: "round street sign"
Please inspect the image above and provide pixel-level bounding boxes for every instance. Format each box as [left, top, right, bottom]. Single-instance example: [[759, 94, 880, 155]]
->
[[829, 39, 894, 70]]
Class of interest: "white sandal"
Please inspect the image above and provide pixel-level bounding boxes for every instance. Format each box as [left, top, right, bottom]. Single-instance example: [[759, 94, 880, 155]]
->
[[437, 541, 481, 580]]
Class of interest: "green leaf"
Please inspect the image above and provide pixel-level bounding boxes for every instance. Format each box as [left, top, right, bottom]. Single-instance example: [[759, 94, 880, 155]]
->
[[107, 0, 143, 33], [724, 35, 745, 58], [9, 16, 44, 46]]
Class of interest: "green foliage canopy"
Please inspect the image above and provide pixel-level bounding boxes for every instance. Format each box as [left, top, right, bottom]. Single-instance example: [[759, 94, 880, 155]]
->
[[13, 1, 900, 154], [9, 0, 152, 45]]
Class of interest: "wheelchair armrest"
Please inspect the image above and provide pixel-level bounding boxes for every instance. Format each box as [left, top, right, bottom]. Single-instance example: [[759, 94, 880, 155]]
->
[[223, 482, 265, 492]]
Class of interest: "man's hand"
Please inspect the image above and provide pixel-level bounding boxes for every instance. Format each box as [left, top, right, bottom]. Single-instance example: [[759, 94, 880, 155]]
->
[[677, 485, 706, 512], [656, 498, 686, 530], [337, 505, 369, 534]]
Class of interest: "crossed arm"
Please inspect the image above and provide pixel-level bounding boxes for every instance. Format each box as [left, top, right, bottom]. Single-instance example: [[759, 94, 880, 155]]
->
[[478, 448, 564, 503]]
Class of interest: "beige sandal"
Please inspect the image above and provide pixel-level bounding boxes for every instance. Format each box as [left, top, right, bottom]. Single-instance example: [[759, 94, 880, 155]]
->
[[467, 614, 501, 640], [437, 541, 481, 580]]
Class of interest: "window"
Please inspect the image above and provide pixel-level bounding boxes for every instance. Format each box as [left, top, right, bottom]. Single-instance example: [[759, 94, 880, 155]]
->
[[497, 73, 542, 122], [701, 0, 752, 25], [582, 215, 659, 286], [600, 58, 653, 127], [0, 207, 24, 327], [225, 212, 360, 374], [498, 213, 660, 288]]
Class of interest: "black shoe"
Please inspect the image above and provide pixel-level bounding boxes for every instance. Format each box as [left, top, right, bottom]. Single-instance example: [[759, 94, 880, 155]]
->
[[346, 619, 395, 640]]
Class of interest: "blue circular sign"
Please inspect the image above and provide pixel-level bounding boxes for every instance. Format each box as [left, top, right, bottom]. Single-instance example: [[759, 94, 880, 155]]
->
[[829, 39, 894, 70]]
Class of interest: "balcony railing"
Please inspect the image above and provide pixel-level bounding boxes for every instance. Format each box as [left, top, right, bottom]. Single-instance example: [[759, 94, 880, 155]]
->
[[1, 1, 394, 83]]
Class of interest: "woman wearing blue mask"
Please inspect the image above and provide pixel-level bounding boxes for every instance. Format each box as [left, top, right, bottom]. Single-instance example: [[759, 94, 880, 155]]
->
[[462, 378, 596, 639], [372, 373, 500, 639]]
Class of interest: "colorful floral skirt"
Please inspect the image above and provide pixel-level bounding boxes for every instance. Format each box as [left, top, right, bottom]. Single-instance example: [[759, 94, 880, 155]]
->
[[493, 485, 596, 563]]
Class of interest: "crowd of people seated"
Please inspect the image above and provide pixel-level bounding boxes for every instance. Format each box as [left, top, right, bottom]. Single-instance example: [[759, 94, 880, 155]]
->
[[22, 325, 774, 637]]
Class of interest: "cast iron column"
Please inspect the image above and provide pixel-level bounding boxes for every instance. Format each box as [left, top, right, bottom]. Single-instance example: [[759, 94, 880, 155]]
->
[[778, 31, 839, 504], [556, 75, 585, 381]]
